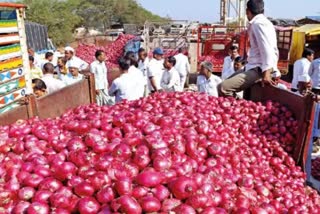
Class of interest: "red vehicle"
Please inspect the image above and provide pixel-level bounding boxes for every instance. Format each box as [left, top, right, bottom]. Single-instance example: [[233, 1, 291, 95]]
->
[[197, 25, 247, 73], [197, 25, 293, 74]]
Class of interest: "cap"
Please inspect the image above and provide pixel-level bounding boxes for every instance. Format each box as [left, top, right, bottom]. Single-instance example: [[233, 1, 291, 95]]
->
[[271, 69, 281, 78], [68, 60, 81, 69], [64, 46, 75, 53], [201, 61, 213, 72], [298, 74, 311, 83], [153, 48, 164, 55]]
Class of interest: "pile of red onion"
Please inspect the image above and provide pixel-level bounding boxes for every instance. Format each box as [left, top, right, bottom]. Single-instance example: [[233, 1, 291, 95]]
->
[[76, 34, 135, 70], [1, 92, 320, 213], [199, 54, 225, 71]]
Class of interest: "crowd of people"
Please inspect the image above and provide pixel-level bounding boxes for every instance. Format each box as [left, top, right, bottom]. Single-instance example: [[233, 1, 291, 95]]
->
[[27, 44, 191, 105], [27, 0, 320, 106]]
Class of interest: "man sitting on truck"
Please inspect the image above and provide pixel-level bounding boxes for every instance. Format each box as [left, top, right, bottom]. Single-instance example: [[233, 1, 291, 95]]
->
[[218, 0, 279, 97], [41, 63, 66, 94], [64, 46, 89, 74]]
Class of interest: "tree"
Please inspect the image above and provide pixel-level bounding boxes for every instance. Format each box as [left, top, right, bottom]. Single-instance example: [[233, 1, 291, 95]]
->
[[22, 0, 82, 46]]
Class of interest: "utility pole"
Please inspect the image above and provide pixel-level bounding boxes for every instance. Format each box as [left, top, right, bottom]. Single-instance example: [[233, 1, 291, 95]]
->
[[220, 0, 246, 27]]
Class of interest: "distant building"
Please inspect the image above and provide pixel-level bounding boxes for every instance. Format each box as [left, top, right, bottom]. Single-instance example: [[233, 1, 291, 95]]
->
[[297, 16, 320, 25]]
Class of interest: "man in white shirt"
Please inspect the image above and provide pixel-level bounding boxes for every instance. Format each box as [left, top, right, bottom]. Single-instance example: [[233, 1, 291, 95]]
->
[[125, 51, 146, 99], [28, 48, 42, 69], [147, 48, 165, 93], [138, 48, 150, 78], [41, 52, 54, 69], [41, 63, 66, 94], [271, 69, 287, 90], [161, 56, 181, 92], [109, 58, 137, 103], [90, 50, 114, 106], [308, 56, 320, 94], [218, 0, 279, 97], [63, 61, 84, 86], [221, 45, 240, 80], [292, 48, 314, 91], [197, 61, 222, 97], [64, 46, 89, 73], [174, 47, 191, 90]]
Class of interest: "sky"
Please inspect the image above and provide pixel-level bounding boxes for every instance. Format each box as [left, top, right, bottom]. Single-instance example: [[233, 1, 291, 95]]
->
[[138, 0, 320, 22]]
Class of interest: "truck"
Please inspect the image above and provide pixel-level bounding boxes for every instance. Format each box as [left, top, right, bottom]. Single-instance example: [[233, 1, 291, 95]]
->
[[197, 25, 293, 75], [0, 3, 94, 115]]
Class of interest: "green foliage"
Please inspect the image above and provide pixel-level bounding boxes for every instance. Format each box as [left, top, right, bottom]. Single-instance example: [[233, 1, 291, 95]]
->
[[21, 0, 167, 46], [22, 0, 82, 46]]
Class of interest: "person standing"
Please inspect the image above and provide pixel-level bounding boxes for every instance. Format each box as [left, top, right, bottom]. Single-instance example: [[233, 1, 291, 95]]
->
[[56, 57, 68, 81], [147, 48, 165, 93], [64, 46, 89, 73], [221, 45, 240, 80], [292, 48, 314, 92], [90, 50, 114, 106], [161, 56, 181, 92], [218, 0, 279, 97], [29, 56, 43, 79], [138, 48, 150, 77], [41, 63, 65, 94], [125, 51, 146, 99], [138, 48, 150, 96], [41, 52, 54, 69], [109, 58, 137, 103], [197, 61, 222, 97], [308, 56, 320, 94], [174, 47, 191, 90]]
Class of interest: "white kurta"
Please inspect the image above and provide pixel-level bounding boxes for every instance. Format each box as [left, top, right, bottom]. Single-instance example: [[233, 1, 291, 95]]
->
[[63, 73, 84, 86], [197, 74, 222, 97], [147, 58, 164, 92], [292, 58, 311, 89], [174, 53, 190, 88], [41, 74, 66, 94], [66, 56, 89, 71], [128, 65, 146, 99], [90, 60, 108, 90], [161, 67, 181, 92], [108, 73, 137, 103]]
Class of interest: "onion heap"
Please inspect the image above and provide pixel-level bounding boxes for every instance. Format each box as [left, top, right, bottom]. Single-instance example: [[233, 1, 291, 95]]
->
[[0, 92, 320, 213], [75, 34, 135, 70]]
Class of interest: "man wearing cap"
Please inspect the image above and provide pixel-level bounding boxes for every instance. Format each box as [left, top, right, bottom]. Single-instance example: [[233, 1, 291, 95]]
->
[[197, 61, 222, 97], [64, 46, 89, 73], [63, 61, 84, 86], [296, 74, 312, 96], [174, 47, 191, 90], [218, 0, 279, 97], [41, 63, 66, 94], [147, 48, 165, 93], [271, 69, 287, 90]]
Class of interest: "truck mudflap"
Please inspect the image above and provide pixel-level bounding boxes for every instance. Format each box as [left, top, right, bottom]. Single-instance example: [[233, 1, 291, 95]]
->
[[247, 84, 315, 171], [306, 103, 320, 192]]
